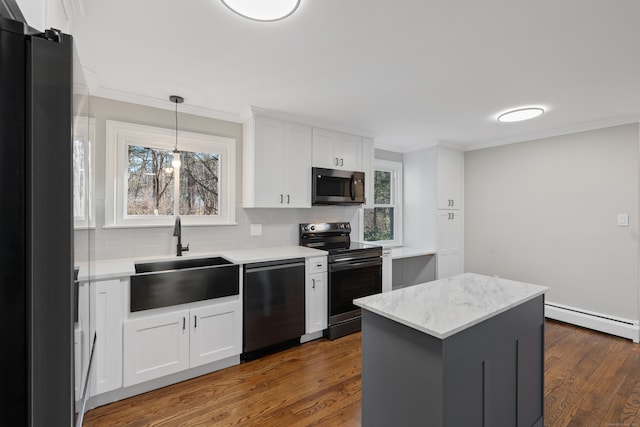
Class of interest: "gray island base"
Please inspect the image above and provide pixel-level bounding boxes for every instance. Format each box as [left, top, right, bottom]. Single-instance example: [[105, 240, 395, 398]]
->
[[354, 273, 548, 427]]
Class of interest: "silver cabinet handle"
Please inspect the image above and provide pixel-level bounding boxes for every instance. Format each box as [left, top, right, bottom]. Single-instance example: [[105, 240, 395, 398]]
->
[[340, 158, 344, 166], [194, 315, 197, 330], [312, 278, 316, 289], [182, 317, 186, 331], [335, 157, 339, 166], [287, 194, 290, 204], [280, 194, 283, 204]]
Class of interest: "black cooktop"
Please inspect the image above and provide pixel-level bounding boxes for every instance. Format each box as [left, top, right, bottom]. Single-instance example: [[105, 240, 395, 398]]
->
[[299, 222, 382, 258]]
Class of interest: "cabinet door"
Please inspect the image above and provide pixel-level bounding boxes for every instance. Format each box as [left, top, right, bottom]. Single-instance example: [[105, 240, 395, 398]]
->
[[190, 301, 242, 368], [382, 250, 393, 292], [76, 281, 90, 402], [123, 310, 190, 387], [306, 272, 328, 334], [437, 211, 463, 279], [312, 128, 338, 169], [90, 279, 123, 395], [312, 128, 363, 171], [252, 116, 286, 207], [334, 132, 362, 171], [437, 146, 463, 209], [283, 122, 312, 207]]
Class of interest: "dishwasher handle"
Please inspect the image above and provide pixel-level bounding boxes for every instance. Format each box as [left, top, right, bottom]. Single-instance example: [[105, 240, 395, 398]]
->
[[245, 261, 305, 274], [244, 258, 306, 273]]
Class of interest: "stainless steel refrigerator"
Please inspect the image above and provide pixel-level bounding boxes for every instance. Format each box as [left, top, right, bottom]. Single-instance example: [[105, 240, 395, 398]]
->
[[0, 9, 74, 427]]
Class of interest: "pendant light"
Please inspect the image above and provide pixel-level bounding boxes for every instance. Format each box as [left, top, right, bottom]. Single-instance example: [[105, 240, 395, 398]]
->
[[221, 0, 301, 22], [170, 95, 184, 169]]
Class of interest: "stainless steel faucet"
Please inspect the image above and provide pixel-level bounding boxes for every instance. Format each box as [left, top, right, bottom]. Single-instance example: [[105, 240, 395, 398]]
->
[[173, 215, 189, 256]]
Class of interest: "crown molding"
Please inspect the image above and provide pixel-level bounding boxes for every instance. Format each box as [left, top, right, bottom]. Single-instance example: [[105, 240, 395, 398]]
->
[[466, 114, 640, 152], [91, 86, 243, 123], [380, 139, 464, 154], [244, 106, 375, 138]]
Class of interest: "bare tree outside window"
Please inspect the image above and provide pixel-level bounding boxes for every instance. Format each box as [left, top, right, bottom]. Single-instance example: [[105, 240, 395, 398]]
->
[[179, 151, 220, 215], [127, 145, 174, 215], [126, 145, 221, 217]]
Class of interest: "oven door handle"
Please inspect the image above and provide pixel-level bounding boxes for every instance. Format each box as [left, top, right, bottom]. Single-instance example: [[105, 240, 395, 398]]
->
[[330, 258, 382, 272]]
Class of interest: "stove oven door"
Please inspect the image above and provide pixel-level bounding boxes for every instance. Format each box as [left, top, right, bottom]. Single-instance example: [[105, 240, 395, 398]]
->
[[328, 257, 382, 325]]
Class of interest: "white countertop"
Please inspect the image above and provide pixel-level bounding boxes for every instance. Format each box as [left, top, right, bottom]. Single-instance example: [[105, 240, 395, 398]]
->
[[388, 247, 436, 259], [218, 246, 326, 264], [77, 245, 327, 281], [353, 273, 549, 339]]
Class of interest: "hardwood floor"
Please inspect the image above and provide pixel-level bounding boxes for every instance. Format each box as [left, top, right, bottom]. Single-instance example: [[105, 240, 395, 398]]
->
[[84, 320, 640, 426]]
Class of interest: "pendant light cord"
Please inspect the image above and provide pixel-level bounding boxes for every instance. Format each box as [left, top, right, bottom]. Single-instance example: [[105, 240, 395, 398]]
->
[[174, 99, 179, 152]]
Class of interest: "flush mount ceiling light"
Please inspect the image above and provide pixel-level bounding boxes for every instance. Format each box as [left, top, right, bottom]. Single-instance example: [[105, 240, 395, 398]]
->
[[220, 0, 301, 22], [497, 107, 545, 123], [170, 95, 184, 169]]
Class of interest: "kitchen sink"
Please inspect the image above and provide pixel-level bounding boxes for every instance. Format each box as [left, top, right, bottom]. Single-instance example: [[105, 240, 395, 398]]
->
[[134, 256, 232, 274], [131, 256, 239, 312]]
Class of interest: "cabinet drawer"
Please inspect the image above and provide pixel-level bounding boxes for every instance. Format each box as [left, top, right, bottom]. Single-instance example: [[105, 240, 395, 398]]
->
[[307, 256, 327, 273]]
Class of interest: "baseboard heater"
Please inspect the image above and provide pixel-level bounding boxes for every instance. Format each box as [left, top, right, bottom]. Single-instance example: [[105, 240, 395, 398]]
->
[[545, 302, 639, 343]]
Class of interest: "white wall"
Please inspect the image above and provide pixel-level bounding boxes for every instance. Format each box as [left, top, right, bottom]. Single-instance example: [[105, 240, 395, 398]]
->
[[74, 96, 359, 262], [465, 123, 639, 322]]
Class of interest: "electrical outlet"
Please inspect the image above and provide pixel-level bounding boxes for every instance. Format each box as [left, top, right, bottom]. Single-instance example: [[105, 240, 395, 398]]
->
[[617, 214, 629, 227]]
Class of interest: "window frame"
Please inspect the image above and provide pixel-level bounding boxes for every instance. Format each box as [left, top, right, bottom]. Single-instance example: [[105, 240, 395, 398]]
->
[[105, 120, 236, 228], [73, 116, 95, 229], [360, 159, 403, 246]]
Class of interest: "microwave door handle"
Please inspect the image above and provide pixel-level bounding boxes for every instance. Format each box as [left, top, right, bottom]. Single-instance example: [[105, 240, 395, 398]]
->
[[350, 175, 356, 200]]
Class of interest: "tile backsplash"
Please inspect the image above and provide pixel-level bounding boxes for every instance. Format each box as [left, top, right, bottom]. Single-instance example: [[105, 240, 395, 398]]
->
[[74, 201, 359, 262]]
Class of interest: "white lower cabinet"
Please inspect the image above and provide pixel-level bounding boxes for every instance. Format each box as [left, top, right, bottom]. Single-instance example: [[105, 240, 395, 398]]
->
[[190, 302, 242, 367], [437, 210, 463, 279], [123, 310, 190, 387], [123, 300, 241, 387], [90, 279, 125, 396], [306, 257, 328, 334]]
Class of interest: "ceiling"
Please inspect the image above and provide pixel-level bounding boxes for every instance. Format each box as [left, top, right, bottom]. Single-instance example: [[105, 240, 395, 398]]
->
[[71, 0, 640, 152]]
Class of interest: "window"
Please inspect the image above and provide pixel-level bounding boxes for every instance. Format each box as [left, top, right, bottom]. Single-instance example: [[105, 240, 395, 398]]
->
[[106, 120, 236, 227], [73, 117, 95, 229], [362, 160, 403, 245]]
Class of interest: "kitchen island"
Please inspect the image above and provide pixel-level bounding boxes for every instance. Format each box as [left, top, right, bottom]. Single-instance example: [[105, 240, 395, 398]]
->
[[354, 273, 548, 427]]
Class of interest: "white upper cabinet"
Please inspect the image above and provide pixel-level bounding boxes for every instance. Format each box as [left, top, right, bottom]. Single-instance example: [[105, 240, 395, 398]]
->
[[243, 115, 312, 208], [312, 128, 362, 171], [437, 146, 463, 210]]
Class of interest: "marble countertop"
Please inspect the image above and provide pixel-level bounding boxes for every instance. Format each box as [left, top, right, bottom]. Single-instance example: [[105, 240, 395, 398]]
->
[[354, 273, 549, 339], [76, 245, 327, 281]]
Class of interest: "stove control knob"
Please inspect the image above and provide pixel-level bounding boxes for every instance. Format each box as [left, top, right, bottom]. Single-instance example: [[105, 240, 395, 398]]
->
[[345, 223, 350, 229], [310, 225, 316, 231], [303, 225, 309, 231]]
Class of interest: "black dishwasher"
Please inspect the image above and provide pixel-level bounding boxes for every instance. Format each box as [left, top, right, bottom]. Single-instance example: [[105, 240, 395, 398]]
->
[[243, 258, 305, 360]]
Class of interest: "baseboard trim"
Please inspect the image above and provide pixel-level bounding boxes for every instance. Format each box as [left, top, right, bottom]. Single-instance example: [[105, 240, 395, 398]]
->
[[545, 302, 639, 343]]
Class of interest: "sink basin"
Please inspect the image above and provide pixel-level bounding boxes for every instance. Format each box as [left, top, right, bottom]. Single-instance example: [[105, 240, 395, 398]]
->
[[134, 256, 232, 274], [131, 256, 239, 312]]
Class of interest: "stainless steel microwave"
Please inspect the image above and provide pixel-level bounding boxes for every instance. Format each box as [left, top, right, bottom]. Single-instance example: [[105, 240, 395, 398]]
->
[[312, 167, 365, 205]]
